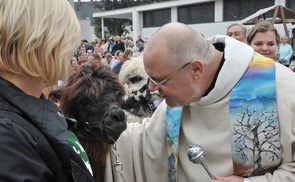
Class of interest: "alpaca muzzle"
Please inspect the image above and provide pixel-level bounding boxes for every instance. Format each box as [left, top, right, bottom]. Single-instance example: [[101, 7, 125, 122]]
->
[[103, 107, 127, 139], [84, 105, 127, 144]]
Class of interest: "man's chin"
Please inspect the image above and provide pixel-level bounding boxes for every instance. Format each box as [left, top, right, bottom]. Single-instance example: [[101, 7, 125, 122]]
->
[[165, 99, 182, 108]]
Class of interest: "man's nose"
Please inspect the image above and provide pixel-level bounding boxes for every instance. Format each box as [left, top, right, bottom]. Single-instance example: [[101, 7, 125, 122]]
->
[[148, 80, 159, 92], [261, 44, 268, 50]]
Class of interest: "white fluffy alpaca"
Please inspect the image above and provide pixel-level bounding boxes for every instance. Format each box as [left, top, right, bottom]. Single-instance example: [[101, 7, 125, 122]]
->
[[118, 56, 161, 123]]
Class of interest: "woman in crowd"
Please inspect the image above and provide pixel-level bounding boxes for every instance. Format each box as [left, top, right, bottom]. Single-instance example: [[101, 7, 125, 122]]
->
[[0, 0, 94, 181], [100, 39, 109, 53], [94, 41, 104, 55], [71, 55, 80, 75], [111, 50, 124, 69], [122, 49, 134, 62], [79, 52, 89, 65], [278, 35, 293, 67], [247, 21, 280, 60]]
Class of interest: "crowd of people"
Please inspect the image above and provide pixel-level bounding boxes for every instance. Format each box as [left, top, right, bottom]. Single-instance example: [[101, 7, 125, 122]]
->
[[64, 34, 147, 83], [1, 0, 295, 181], [71, 21, 295, 80], [75, 35, 144, 64]]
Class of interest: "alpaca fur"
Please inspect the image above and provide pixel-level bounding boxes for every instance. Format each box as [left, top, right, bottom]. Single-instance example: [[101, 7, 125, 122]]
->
[[118, 56, 161, 123], [59, 64, 127, 182]]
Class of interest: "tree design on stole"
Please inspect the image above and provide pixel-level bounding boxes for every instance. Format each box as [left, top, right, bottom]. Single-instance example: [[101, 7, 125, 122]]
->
[[232, 107, 281, 176]]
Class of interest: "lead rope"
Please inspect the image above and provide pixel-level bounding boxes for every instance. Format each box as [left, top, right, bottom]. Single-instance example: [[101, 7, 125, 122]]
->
[[111, 140, 126, 182]]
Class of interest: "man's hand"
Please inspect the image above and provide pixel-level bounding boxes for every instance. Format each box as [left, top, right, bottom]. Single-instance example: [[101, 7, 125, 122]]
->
[[211, 175, 244, 182]]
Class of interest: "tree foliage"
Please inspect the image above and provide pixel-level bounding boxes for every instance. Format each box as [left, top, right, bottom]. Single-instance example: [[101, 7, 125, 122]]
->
[[94, 18, 132, 38], [93, 0, 172, 38]]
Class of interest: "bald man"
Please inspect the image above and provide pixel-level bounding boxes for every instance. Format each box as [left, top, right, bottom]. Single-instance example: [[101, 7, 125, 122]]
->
[[105, 22, 295, 182]]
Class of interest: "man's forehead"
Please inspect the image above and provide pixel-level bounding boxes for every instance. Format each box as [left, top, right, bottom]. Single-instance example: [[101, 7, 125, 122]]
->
[[228, 26, 242, 32], [228, 30, 241, 34]]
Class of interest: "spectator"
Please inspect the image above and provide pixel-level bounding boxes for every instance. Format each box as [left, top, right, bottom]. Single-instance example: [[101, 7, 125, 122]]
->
[[102, 53, 114, 67], [87, 49, 92, 55], [114, 36, 125, 53], [81, 39, 94, 52], [111, 51, 124, 69], [127, 41, 136, 52], [288, 58, 295, 72], [89, 53, 102, 67], [125, 35, 132, 48], [79, 45, 87, 56], [113, 50, 122, 60], [100, 39, 109, 53], [94, 41, 104, 55], [70, 55, 80, 75], [136, 35, 144, 46], [226, 23, 247, 43], [0, 0, 94, 181], [136, 38, 144, 52], [122, 49, 134, 62], [108, 37, 116, 56], [290, 28, 295, 51], [278, 35, 293, 67], [247, 21, 280, 61], [79, 52, 88, 65]]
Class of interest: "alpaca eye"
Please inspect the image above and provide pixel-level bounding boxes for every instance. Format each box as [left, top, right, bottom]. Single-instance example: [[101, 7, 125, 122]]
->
[[129, 76, 143, 84]]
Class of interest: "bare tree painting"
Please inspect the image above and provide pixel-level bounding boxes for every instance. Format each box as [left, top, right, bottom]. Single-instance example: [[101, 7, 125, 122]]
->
[[230, 99, 282, 176]]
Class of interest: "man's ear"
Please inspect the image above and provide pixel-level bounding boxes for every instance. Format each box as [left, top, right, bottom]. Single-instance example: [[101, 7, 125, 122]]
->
[[189, 59, 204, 80]]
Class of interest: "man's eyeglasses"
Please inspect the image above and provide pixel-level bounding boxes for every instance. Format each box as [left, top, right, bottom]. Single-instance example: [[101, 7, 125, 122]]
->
[[149, 61, 190, 87]]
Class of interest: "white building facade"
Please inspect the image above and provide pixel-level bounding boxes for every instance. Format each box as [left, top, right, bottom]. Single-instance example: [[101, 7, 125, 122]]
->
[[93, 0, 295, 41]]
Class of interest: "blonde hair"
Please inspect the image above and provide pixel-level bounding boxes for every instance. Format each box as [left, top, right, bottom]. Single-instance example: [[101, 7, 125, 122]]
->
[[281, 35, 289, 41], [0, 0, 80, 85]]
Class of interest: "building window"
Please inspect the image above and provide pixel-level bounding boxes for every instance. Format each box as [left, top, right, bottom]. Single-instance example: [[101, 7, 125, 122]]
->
[[286, 0, 295, 11], [224, 0, 274, 21], [143, 9, 171, 28], [178, 2, 214, 24]]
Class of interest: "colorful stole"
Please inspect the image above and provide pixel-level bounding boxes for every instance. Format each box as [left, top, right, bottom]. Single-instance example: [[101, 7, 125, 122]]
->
[[229, 57, 282, 176], [166, 106, 183, 182]]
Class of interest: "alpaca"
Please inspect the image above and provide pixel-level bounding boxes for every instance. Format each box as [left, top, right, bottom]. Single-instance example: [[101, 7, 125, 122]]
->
[[59, 64, 127, 182], [118, 56, 161, 123]]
